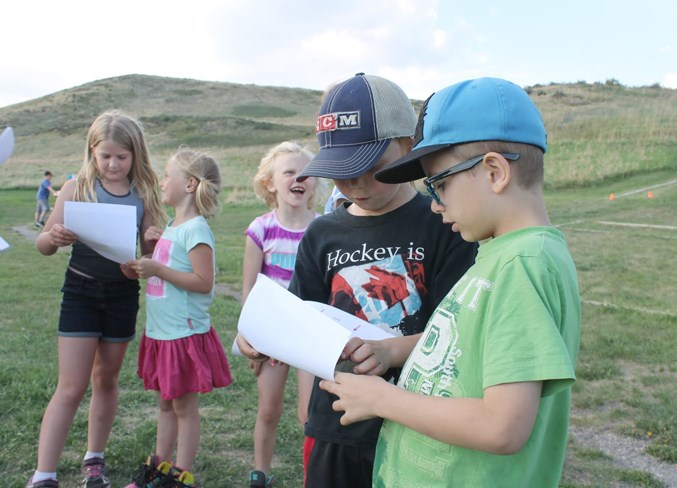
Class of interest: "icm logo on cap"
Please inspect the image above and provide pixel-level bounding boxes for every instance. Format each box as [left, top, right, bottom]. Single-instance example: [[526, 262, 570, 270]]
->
[[316, 111, 361, 133]]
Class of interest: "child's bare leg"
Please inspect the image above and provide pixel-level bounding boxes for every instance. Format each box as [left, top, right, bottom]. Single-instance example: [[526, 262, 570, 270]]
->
[[174, 392, 200, 471], [87, 341, 128, 452], [254, 361, 289, 473], [156, 396, 177, 462], [37, 337, 98, 471], [296, 369, 314, 426]]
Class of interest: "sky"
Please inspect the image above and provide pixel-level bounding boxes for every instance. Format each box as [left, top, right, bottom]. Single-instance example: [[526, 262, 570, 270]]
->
[[1, 0, 676, 108]]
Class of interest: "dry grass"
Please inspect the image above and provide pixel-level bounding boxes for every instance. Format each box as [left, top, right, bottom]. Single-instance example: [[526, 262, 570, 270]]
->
[[1, 76, 675, 192]]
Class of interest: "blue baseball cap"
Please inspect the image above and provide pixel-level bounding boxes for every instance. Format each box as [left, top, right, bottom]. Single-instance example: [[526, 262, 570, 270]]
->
[[297, 73, 416, 181], [375, 77, 547, 183]]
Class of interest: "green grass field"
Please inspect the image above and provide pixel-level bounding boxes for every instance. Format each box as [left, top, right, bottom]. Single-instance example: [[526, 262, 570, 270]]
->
[[1, 169, 676, 487], [1, 75, 675, 487]]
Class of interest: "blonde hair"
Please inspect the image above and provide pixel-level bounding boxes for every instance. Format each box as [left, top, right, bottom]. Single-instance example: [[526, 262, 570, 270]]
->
[[170, 149, 222, 219], [253, 141, 326, 209], [74, 110, 165, 226]]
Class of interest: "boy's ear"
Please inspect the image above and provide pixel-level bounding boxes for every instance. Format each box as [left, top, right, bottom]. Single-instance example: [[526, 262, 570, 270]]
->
[[483, 152, 510, 194], [397, 137, 413, 154]]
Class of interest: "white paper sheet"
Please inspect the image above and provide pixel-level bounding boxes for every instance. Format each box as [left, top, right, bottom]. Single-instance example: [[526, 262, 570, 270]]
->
[[0, 235, 10, 252], [64, 201, 137, 263], [232, 281, 397, 362], [306, 301, 396, 341], [0, 127, 14, 165], [237, 274, 357, 380]]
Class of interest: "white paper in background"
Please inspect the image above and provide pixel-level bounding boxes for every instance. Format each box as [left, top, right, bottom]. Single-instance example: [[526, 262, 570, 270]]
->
[[0, 127, 14, 165], [0, 235, 10, 252], [237, 274, 352, 381], [64, 201, 137, 263]]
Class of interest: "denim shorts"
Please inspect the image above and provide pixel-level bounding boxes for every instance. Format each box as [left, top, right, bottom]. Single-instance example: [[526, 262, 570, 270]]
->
[[58, 268, 140, 342], [36, 199, 50, 213]]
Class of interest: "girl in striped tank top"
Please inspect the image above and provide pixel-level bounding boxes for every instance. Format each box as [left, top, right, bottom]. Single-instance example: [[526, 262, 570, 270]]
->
[[241, 141, 326, 488]]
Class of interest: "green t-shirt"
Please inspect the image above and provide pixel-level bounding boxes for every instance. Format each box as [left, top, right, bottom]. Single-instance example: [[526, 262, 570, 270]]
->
[[373, 227, 581, 488]]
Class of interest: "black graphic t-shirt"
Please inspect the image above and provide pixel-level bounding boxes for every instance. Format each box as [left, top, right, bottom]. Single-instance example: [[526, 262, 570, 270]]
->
[[289, 192, 477, 447]]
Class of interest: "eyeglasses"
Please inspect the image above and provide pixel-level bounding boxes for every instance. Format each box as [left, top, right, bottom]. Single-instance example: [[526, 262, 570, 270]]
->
[[423, 152, 520, 205]]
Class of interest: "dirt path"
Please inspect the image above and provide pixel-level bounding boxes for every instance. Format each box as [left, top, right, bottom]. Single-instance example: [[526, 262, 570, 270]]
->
[[569, 422, 677, 487], [11, 224, 41, 242]]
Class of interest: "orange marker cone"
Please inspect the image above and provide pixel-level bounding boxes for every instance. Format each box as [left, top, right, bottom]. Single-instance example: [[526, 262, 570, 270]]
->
[[609, 193, 616, 201], [647, 191, 655, 199]]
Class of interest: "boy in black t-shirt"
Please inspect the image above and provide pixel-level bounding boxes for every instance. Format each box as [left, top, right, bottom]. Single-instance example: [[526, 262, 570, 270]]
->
[[237, 73, 477, 488]]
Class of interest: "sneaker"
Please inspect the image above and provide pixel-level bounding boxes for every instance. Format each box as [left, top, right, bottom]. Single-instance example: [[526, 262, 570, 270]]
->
[[35, 222, 44, 228], [249, 470, 273, 488], [125, 456, 175, 488], [81, 457, 110, 488], [172, 470, 197, 487], [26, 478, 59, 488]]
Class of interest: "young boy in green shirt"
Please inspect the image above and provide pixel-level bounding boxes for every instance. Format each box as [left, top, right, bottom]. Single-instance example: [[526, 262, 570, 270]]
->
[[320, 77, 581, 487]]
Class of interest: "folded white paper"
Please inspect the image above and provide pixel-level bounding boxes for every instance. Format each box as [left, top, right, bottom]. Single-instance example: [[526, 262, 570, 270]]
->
[[64, 201, 136, 263], [0, 127, 14, 165], [0, 235, 10, 252], [306, 301, 395, 341], [236, 274, 395, 380]]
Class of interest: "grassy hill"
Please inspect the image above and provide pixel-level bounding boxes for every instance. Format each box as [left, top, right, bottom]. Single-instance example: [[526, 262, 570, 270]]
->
[[0, 75, 323, 199], [0, 75, 675, 196]]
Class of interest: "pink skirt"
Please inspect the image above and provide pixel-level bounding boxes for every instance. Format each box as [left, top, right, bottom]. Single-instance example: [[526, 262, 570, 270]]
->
[[137, 326, 233, 400]]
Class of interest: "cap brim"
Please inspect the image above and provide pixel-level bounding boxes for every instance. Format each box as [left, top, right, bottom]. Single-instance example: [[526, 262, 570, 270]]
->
[[374, 143, 451, 183], [297, 140, 390, 181]]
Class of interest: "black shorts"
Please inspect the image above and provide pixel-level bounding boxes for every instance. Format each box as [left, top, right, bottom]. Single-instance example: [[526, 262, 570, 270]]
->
[[58, 268, 140, 342], [305, 437, 374, 488]]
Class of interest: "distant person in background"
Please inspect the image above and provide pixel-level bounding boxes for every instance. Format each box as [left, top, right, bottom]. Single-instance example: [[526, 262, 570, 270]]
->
[[323, 186, 350, 214], [27, 111, 165, 488], [238, 141, 325, 488], [35, 171, 58, 227]]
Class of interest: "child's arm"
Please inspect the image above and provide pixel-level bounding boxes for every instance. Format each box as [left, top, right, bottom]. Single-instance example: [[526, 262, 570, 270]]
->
[[240, 235, 267, 373], [320, 375, 542, 455], [121, 219, 163, 280], [241, 235, 264, 304], [36, 179, 77, 255], [139, 213, 163, 257], [130, 243, 214, 294]]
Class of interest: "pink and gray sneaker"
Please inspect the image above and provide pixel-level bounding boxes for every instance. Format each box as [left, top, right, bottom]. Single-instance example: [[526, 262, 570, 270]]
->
[[81, 457, 110, 488], [26, 477, 59, 488]]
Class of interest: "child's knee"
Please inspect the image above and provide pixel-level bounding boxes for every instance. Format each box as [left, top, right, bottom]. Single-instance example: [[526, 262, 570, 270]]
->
[[90, 370, 119, 392], [172, 393, 199, 418], [258, 403, 284, 424], [54, 383, 88, 408]]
